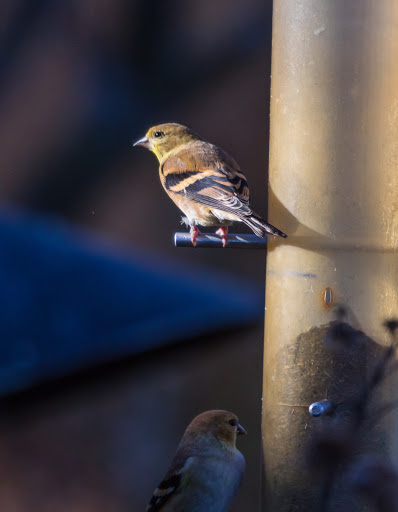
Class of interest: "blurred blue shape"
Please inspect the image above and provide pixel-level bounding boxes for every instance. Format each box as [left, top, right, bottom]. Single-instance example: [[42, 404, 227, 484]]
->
[[0, 207, 263, 395]]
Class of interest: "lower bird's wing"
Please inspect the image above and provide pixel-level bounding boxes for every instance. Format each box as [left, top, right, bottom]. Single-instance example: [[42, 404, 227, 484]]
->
[[161, 142, 253, 220], [146, 457, 195, 512]]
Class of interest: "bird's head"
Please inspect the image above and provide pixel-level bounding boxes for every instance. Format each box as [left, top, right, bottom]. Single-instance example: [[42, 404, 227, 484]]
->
[[184, 410, 246, 449], [133, 123, 202, 162]]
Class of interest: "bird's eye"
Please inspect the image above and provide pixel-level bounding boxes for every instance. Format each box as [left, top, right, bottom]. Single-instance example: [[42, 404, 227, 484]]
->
[[154, 131, 164, 138], [228, 419, 238, 427]]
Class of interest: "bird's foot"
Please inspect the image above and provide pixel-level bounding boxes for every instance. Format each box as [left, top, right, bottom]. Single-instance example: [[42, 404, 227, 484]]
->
[[190, 225, 200, 247], [216, 227, 228, 247]]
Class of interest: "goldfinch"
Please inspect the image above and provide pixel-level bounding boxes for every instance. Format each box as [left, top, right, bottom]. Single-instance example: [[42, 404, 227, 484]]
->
[[146, 410, 246, 512], [134, 123, 287, 247]]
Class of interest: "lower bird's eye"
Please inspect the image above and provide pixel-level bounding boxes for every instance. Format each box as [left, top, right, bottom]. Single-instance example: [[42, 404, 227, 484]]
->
[[154, 131, 164, 138], [228, 419, 238, 427]]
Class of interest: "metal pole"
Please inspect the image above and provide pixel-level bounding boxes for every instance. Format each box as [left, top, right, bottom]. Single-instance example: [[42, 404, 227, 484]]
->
[[262, 1, 398, 510]]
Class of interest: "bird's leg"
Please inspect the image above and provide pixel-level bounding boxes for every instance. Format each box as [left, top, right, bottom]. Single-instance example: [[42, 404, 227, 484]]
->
[[216, 227, 228, 247], [190, 225, 200, 247]]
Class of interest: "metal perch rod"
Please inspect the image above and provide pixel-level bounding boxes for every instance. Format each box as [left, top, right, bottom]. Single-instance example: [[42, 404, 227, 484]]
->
[[174, 233, 267, 249]]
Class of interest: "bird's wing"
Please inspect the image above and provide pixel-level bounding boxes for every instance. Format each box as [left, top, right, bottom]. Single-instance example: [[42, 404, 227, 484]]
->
[[146, 456, 195, 512], [161, 143, 253, 219]]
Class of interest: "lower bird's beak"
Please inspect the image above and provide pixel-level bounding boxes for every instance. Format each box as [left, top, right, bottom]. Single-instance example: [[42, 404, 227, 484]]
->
[[133, 136, 150, 148], [237, 424, 247, 436]]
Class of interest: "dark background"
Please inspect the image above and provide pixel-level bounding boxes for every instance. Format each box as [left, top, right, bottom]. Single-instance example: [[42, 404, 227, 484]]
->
[[0, 1, 273, 510]]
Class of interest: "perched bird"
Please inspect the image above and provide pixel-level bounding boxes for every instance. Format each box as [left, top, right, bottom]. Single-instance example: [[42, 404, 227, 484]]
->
[[146, 410, 246, 512], [134, 123, 287, 247]]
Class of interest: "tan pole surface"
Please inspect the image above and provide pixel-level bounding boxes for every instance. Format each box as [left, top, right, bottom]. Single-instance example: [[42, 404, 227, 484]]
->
[[263, 1, 398, 510]]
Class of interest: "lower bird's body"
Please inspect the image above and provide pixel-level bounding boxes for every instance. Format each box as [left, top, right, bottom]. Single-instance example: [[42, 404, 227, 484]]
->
[[145, 410, 246, 512], [157, 451, 245, 512]]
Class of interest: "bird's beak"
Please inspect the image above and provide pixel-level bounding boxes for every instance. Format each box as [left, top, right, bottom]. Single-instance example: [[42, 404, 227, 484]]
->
[[237, 424, 247, 436], [133, 136, 150, 148]]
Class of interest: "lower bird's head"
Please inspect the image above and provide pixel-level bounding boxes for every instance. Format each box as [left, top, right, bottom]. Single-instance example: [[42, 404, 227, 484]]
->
[[133, 123, 201, 162], [184, 410, 247, 449]]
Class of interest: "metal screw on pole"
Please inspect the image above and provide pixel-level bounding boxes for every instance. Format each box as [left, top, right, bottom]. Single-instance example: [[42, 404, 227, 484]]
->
[[308, 399, 334, 417]]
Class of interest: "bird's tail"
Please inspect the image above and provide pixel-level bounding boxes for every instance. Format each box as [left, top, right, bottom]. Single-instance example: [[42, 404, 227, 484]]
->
[[243, 213, 287, 238]]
